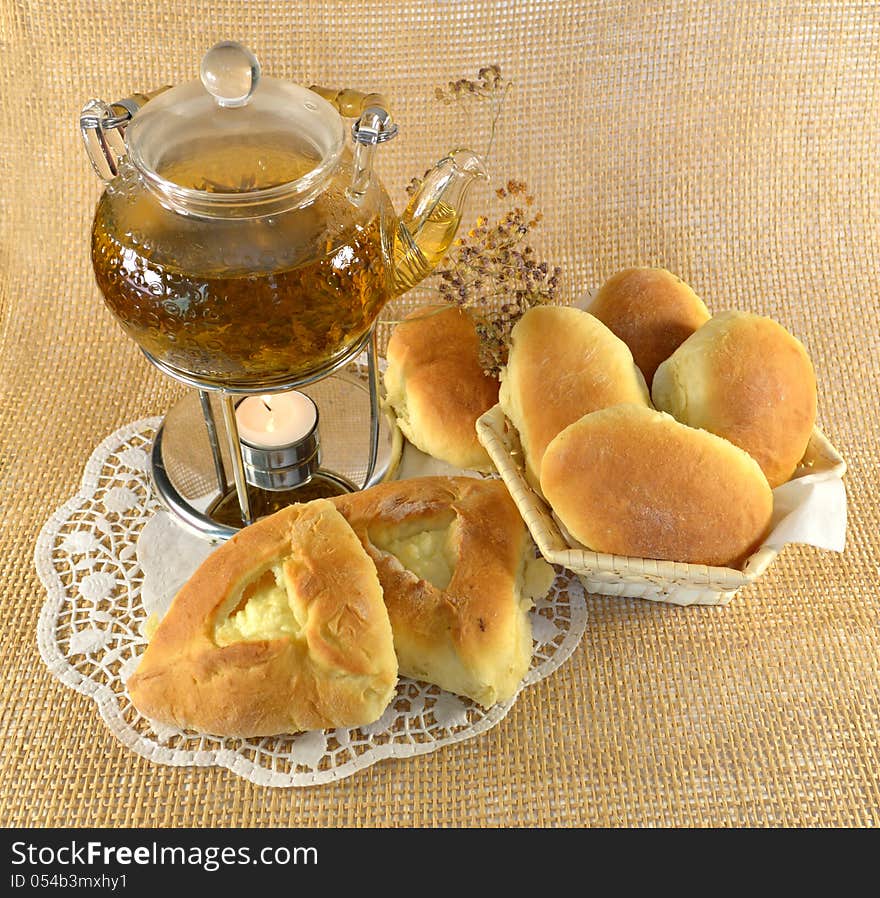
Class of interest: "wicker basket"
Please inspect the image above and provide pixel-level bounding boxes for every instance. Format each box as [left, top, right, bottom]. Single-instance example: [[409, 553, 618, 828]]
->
[[476, 405, 846, 606]]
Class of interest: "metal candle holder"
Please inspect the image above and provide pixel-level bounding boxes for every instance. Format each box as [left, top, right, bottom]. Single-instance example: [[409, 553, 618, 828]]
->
[[237, 395, 321, 491]]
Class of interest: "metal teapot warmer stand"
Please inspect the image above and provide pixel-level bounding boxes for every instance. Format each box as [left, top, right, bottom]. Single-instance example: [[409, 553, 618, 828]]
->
[[149, 328, 395, 542]]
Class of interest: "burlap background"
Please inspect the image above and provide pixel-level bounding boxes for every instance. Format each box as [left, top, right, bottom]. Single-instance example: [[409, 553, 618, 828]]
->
[[1, 0, 878, 826]]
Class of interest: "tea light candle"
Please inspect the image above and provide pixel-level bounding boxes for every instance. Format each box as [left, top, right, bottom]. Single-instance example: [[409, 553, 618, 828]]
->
[[236, 392, 317, 448]]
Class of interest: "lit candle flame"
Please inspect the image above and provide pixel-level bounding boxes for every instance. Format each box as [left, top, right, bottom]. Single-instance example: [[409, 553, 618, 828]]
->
[[261, 395, 275, 432]]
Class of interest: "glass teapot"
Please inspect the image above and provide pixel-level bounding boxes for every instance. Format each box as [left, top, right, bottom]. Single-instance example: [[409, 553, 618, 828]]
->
[[80, 41, 485, 390]]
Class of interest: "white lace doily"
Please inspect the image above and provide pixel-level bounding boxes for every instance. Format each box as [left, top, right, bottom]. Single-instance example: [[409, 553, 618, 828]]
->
[[35, 418, 588, 787]]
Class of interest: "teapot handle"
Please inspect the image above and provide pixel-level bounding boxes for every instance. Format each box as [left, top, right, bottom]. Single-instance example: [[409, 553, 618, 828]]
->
[[309, 85, 398, 202], [79, 87, 170, 181], [307, 85, 390, 119]]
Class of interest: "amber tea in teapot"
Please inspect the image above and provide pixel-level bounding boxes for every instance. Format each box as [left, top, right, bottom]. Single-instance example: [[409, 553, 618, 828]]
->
[[92, 140, 389, 388], [82, 41, 485, 390]]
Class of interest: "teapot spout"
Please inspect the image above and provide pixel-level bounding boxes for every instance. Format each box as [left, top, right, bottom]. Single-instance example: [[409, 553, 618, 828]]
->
[[392, 149, 487, 294]]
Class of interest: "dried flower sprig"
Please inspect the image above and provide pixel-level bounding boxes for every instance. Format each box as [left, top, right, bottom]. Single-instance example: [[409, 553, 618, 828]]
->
[[434, 64, 511, 163], [436, 180, 561, 376], [398, 66, 562, 376]]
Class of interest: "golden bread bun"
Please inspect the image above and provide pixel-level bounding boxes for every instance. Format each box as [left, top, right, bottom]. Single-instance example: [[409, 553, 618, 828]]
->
[[540, 405, 773, 567], [652, 310, 817, 487], [499, 304, 651, 491], [334, 477, 553, 707], [384, 305, 499, 471], [588, 267, 710, 385], [128, 499, 397, 737]]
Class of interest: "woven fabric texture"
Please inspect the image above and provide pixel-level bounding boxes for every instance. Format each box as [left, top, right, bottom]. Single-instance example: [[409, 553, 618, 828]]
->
[[1, 0, 879, 826]]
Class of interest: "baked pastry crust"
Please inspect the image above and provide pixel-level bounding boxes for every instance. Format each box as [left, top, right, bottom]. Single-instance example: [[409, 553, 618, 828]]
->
[[128, 499, 398, 737], [384, 305, 499, 471], [499, 304, 651, 491], [334, 477, 551, 707], [540, 404, 774, 567], [588, 267, 710, 385], [652, 310, 817, 487]]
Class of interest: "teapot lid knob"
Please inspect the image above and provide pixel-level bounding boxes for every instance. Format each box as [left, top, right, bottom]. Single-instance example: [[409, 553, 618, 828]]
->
[[199, 41, 261, 108]]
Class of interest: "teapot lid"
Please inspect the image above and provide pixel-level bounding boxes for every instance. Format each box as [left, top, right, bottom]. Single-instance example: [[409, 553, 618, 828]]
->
[[125, 41, 345, 203]]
